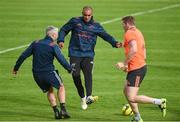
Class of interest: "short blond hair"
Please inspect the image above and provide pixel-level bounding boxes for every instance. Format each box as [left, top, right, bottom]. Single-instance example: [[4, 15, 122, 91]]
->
[[46, 26, 58, 35]]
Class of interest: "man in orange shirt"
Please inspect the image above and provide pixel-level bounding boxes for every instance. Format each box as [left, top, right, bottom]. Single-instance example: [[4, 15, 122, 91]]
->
[[116, 16, 166, 122]]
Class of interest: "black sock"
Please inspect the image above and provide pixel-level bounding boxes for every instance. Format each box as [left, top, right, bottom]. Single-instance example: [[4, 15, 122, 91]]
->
[[52, 105, 59, 113], [60, 103, 66, 111]]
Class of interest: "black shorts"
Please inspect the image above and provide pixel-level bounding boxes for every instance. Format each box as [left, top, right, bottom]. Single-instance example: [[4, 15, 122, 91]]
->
[[33, 70, 63, 93], [126, 65, 147, 87]]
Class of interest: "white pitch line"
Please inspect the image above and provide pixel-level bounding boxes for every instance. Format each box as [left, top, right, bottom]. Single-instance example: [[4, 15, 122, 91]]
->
[[101, 3, 180, 25], [0, 3, 180, 54], [0, 44, 29, 54]]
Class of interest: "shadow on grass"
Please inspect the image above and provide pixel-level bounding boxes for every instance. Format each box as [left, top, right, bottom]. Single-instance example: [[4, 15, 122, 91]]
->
[[0, 95, 54, 120], [0, 110, 52, 120]]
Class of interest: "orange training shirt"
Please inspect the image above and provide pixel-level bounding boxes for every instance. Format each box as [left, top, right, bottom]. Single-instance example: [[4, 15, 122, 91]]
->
[[123, 27, 146, 72]]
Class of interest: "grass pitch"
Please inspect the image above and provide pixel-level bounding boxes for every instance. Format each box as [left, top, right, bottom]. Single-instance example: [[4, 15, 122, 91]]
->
[[0, 0, 180, 121]]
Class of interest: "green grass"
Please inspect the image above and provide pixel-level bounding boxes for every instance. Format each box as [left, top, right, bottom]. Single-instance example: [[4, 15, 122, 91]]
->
[[0, 0, 180, 121]]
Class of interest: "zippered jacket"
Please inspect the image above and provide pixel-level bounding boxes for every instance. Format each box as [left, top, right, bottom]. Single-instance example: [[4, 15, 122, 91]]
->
[[58, 17, 118, 58]]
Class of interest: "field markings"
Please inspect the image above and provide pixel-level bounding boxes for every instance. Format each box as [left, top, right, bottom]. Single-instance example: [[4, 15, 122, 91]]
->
[[0, 3, 180, 54], [0, 44, 29, 54], [101, 3, 180, 25]]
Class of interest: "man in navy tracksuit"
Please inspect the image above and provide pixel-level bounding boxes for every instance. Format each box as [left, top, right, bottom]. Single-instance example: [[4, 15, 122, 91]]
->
[[58, 6, 121, 110], [13, 26, 72, 119]]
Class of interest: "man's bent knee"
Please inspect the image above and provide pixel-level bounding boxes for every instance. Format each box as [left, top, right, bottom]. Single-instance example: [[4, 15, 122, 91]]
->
[[127, 96, 136, 103]]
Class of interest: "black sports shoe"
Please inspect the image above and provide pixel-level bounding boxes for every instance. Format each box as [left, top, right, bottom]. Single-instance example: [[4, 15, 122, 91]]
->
[[86, 96, 98, 104], [54, 110, 61, 119], [59, 110, 71, 119]]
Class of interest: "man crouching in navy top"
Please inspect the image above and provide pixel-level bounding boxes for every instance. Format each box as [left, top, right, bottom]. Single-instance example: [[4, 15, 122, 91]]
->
[[13, 26, 73, 119]]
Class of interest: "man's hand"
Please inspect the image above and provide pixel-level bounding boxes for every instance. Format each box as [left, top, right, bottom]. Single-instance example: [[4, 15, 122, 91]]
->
[[58, 42, 64, 49], [70, 63, 76, 74], [115, 62, 128, 72], [116, 42, 124, 48], [68, 64, 76, 74]]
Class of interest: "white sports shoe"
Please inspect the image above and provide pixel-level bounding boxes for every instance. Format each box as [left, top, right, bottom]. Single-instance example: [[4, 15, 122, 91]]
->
[[81, 97, 88, 110]]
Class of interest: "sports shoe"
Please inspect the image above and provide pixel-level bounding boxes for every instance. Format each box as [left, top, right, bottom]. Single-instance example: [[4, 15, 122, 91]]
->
[[130, 116, 143, 122], [81, 97, 88, 110], [158, 98, 167, 117], [59, 110, 71, 119], [54, 110, 60, 119], [86, 96, 98, 104]]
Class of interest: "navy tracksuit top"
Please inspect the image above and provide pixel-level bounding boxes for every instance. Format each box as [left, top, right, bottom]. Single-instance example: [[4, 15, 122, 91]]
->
[[14, 36, 71, 73], [58, 17, 118, 58]]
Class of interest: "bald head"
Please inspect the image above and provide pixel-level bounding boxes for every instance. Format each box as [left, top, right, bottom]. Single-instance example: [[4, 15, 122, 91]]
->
[[82, 6, 93, 23], [82, 6, 93, 12]]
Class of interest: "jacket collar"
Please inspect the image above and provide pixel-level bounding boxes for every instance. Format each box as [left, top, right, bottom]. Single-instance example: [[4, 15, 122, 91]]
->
[[44, 35, 54, 42], [81, 16, 94, 24]]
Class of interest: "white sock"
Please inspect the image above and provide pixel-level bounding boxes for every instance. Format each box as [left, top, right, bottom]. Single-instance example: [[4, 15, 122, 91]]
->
[[81, 96, 86, 101], [153, 99, 162, 105], [135, 113, 141, 120]]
